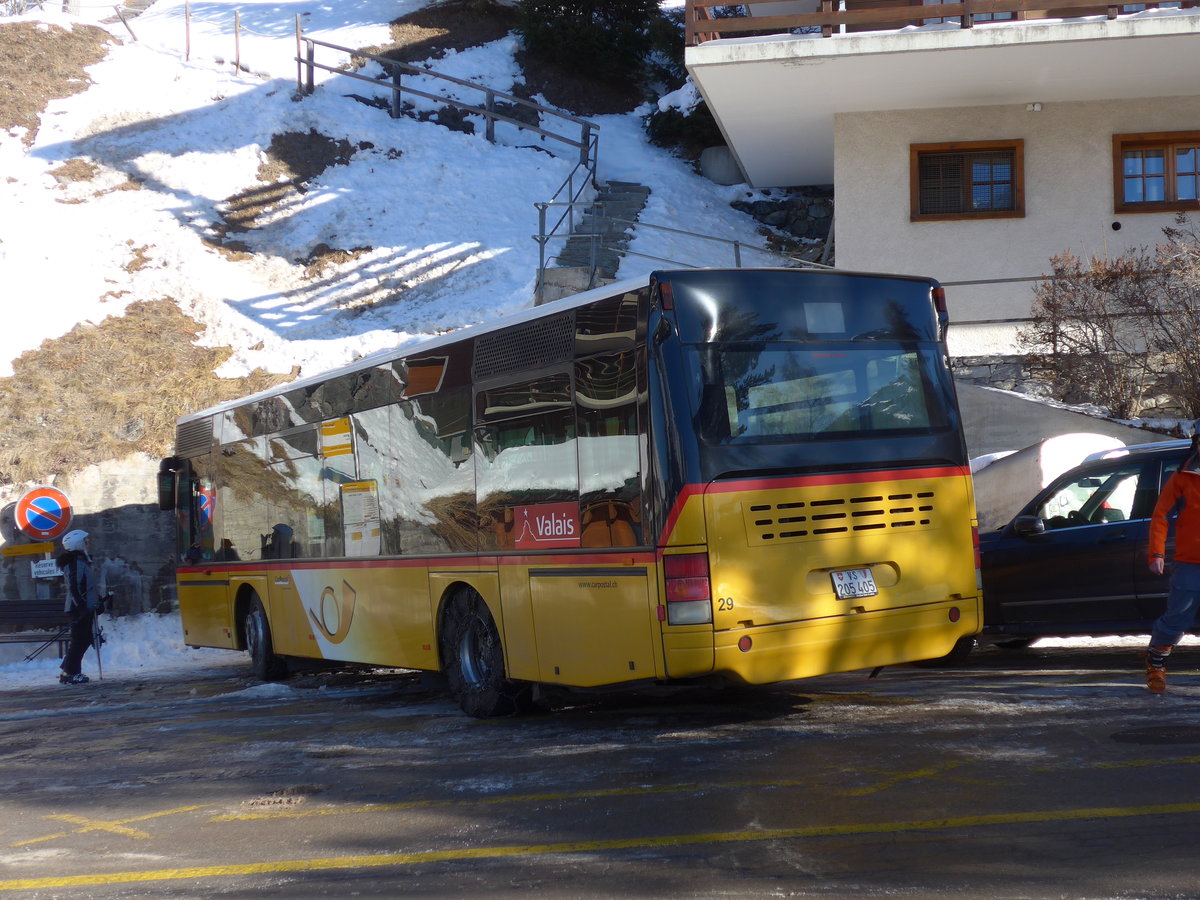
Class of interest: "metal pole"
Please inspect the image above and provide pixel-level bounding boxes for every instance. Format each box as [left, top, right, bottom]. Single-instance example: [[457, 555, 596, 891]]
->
[[733, 241, 743, 268], [579, 123, 590, 167], [390, 63, 402, 118]]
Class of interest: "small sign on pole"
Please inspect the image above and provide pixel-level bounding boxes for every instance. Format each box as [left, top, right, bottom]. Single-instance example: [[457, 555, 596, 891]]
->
[[32, 558, 63, 580]]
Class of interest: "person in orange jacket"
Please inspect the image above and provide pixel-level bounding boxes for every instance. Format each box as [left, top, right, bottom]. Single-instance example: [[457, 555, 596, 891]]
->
[[1145, 423, 1200, 694]]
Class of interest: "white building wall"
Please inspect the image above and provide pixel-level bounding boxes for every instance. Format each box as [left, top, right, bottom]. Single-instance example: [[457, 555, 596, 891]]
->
[[834, 96, 1200, 357]]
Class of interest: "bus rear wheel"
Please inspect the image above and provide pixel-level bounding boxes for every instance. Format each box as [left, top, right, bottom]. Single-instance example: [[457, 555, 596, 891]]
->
[[440, 589, 531, 718], [245, 595, 287, 681]]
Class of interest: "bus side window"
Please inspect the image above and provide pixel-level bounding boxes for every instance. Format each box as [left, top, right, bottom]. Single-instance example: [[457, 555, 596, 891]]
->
[[475, 375, 577, 552], [216, 437, 270, 561], [577, 352, 643, 548]]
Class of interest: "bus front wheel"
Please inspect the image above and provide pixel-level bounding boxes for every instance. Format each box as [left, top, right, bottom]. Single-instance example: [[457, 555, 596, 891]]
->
[[440, 590, 531, 718], [245, 596, 287, 681]]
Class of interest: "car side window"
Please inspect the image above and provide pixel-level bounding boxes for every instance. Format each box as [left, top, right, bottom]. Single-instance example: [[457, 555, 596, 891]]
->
[[1037, 463, 1142, 530], [1134, 456, 1185, 518]]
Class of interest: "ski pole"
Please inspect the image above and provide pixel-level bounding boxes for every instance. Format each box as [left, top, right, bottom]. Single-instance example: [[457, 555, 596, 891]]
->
[[92, 612, 104, 681]]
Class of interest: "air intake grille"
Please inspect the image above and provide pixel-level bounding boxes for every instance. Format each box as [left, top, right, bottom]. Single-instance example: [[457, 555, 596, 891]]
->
[[175, 417, 214, 458], [473, 313, 575, 381], [745, 491, 936, 544]]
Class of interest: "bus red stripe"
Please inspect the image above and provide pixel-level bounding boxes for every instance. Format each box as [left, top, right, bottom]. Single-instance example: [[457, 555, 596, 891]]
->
[[657, 464, 971, 544]]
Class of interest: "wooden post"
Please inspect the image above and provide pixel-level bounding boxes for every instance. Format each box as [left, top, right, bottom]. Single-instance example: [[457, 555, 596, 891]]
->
[[295, 15, 303, 94], [390, 64, 402, 118], [112, 5, 137, 41], [185, 1, 191, 62], [485, 92, 496, 143], [234, 10, 241, 73], [821, 0, 834, 38]]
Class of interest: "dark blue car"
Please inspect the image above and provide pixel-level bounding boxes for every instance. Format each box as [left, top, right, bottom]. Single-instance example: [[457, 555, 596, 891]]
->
[[979, 439, 1192, 644]]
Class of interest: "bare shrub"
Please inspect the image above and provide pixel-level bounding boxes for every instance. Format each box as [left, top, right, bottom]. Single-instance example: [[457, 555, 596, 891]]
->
[[1020, 217, 1200, 418]]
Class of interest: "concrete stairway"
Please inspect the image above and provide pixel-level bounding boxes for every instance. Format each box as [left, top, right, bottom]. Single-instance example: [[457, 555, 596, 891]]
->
[[539, 180, 651, 303]]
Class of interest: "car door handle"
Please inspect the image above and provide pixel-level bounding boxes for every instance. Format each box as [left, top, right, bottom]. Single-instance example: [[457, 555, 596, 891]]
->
[[1098, 530, 1128, 543]]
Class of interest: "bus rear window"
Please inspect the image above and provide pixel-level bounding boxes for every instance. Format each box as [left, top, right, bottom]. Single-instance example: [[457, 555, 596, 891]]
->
[[693, 345, 952, 443]]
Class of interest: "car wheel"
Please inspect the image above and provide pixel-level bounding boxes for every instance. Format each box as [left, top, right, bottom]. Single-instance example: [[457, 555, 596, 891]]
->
[[440, 589, 531, 717], [245, 595, 287, 681]]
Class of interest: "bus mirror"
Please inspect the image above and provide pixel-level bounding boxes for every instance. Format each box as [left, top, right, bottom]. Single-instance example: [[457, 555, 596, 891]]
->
[[653, 317, 673, 345], [157, 458, 178, 511]]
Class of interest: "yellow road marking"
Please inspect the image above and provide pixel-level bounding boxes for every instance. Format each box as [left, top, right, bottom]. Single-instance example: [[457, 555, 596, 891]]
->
[[4, 801, 1200, 891], [840, 762, 963, 797], [10, 805, 207, 848]]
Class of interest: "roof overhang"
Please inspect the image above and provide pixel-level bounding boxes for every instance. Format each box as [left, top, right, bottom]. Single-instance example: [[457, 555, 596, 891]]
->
[[685, 11, 1200, 187]]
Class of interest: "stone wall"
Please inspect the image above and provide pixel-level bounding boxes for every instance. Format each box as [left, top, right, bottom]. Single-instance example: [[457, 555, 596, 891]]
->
[[951, 354, 1046, 396], [730, 187, 834, 245]]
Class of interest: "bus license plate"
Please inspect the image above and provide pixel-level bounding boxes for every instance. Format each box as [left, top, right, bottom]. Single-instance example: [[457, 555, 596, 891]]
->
[[832, 568, 877, 600]]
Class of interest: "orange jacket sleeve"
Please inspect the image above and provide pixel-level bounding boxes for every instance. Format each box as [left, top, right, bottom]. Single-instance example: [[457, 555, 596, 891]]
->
[[1148, 471, 1185, 563]]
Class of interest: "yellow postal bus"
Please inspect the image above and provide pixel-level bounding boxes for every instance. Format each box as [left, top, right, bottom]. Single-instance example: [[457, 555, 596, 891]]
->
[[159, 268, 980, 716]]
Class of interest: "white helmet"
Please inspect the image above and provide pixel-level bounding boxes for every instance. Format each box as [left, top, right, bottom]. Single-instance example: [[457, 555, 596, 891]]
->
[[61, 530, 89, 552]]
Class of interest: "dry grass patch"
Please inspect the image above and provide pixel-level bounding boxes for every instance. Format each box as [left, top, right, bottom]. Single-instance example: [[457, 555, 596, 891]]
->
[[0, 300, 295, 485], [0, 21, 114, 146]]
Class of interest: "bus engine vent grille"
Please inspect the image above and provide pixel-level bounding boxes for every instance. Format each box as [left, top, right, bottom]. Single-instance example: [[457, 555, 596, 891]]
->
[[175, 417, 215, 458], [473, 313, 576, 382], [745, 491, 936, 543]]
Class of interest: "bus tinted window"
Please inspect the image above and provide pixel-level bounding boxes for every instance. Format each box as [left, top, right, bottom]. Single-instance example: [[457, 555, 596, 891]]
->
[[475, 375, 577, 551], [664, 270, 937, 343], [576, 352, 643, 548], [693, 345, 951, 443]]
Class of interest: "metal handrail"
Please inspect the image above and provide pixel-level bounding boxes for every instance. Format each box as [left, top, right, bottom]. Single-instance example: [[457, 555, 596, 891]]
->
[[294, 30, 598, 166], [534, 199, 832, 301], [533, 137, 603, 302]]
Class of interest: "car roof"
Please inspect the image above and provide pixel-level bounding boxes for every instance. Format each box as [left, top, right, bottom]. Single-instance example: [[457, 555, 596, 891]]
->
[[1080, 438, 1191, 464]]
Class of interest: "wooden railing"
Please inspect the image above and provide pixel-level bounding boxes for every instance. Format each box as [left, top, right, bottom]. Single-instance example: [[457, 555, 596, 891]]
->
[[685, 0, 1196, 43]]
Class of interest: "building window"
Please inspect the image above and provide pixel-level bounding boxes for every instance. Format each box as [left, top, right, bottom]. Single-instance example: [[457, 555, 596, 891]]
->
[[910, 140, 1025, 222], [1114, 132, 1200, 213]]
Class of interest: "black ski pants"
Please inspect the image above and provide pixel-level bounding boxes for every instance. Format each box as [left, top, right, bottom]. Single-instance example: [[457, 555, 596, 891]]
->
[[61, 610, 95, 676]]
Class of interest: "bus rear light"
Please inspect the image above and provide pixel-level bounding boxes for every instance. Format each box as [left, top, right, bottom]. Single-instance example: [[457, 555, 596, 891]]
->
[[664, 553, 712, 626]]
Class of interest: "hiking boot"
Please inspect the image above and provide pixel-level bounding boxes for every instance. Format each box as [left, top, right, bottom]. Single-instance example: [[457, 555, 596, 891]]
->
[[1145, 662, 1167, 695], [1140, 647, 1171, 695], [58, 672, 90, 685]]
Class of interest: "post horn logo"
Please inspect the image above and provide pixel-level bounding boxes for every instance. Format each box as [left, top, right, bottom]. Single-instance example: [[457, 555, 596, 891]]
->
[[309, 580, 356, 644]]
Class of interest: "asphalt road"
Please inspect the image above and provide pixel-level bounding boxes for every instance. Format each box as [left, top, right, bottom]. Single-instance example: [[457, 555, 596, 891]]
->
[[2, 643, 1199, 899]]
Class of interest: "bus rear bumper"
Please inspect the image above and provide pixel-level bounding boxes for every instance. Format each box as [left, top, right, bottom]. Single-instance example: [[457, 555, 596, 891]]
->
[[708, 600, 981, 684]]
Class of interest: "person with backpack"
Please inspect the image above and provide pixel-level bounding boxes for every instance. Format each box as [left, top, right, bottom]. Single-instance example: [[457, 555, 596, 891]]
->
[[56, 529, 110, 685]]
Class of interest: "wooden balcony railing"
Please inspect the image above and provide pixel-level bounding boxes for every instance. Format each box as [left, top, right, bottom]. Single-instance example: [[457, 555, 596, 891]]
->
[[685, 0, 1197, 43]]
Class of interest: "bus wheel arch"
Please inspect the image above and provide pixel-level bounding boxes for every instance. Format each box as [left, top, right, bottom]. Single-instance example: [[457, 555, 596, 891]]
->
[[437, 585, 531, 718], [239, 588, 287, 681]]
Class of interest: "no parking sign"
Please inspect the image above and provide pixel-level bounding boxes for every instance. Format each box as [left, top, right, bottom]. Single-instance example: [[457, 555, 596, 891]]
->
[[14, 486, 73, 542]]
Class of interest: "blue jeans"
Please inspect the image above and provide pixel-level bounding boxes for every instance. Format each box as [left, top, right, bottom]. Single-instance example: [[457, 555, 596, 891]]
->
[[1151, 561, 1200, 647]]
